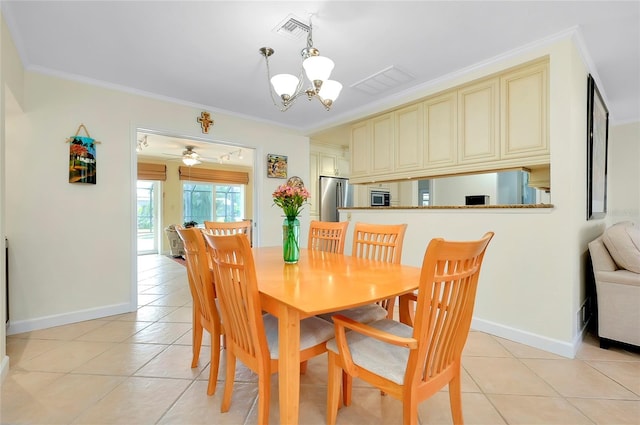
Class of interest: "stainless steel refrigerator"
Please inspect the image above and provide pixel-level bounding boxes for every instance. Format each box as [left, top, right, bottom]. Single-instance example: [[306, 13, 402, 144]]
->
[[319, 176, 353, 222]]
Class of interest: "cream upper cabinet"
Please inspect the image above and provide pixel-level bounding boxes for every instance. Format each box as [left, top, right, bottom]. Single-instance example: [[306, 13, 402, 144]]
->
[[349, 121, 370, 178], [371, 113, 394, 175], [500, 61, 549, 160], [424, 91, 457, 169], [394, 104, 424, 172], [348, 58, 549, 185], [318, 152, 338, 176], [458, 78, 500, 164]]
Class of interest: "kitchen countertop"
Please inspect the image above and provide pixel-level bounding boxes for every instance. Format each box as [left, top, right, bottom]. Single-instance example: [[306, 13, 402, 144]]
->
[[340, 204, 554, 210]]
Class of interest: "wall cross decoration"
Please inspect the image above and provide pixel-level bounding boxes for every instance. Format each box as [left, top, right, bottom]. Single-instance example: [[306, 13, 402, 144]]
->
[[197, 111, 214, 133]]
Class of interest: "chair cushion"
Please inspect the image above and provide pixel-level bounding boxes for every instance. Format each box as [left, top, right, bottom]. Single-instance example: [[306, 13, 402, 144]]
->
[[263, 314, 334, 360], [326, 319, 413, 385], [602, 221, 640, 273], [318, 304, 388, 324]]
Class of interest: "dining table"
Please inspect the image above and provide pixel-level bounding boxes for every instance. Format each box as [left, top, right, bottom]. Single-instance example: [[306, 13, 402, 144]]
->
[[251, 246, 422, 425]]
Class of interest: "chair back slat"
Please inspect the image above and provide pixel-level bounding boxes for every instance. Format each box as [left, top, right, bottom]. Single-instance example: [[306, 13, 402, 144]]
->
[[204, 221, 252, 246], [176, 226, 220, 327], [352, 223, 407, 264], [203, 233, 269, 361], [408, 232, 494, 384], [308, 220, 349, 254]]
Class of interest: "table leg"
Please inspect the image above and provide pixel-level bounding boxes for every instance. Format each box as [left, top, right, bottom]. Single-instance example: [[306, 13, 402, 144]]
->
[[399, 293, 415, 326], [278, 304, 301, 425]]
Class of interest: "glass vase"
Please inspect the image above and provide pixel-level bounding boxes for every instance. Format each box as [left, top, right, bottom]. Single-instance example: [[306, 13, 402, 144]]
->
[[282, 216, 300, 264]]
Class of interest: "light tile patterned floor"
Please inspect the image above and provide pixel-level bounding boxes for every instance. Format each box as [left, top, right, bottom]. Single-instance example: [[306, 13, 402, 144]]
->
[[2, 254, 639, 424]]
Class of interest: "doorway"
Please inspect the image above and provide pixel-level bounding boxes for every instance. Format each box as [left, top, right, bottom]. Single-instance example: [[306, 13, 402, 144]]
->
[[134, 130, 257, 257], [137, 180, 161, 255]]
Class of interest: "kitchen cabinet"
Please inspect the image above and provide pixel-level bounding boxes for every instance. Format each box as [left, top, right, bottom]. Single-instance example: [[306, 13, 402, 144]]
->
[[394, 104, 424, 172], [350, 121, 370, 178], [349, 57, 549, 185], [458, 77, 500, 164], [424, 91, 457, 169], [371, 113, 394, 175], [500, 60, 549, 160]]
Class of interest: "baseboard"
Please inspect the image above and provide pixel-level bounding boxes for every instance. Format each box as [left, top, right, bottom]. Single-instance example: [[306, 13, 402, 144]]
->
[[472, 317, 579, 358], [1, 355, 9, 383], [6, 302, 134, 336]]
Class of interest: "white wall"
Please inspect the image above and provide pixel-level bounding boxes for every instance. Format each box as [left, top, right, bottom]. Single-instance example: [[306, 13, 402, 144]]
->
[[1, 11, 26, 381], [607, 122, 640, 225], [4, 70, 309, 336]]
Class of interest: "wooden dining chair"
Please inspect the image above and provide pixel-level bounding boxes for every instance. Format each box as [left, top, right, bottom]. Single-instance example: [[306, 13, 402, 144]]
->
[[175, 226, 223, 396], [308, 220, 350, 254], [203, 220, 253, 246], [319, 222, 408, 324], [203, 233, 335, 425], [326, 232, 494, 425]]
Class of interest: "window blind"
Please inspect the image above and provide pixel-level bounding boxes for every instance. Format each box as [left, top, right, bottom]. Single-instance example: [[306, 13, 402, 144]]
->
[[137, 163, 167, 181], [179, 166, 249, 185]]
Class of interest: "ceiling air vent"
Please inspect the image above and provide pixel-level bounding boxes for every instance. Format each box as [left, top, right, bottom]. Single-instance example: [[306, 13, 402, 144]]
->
[[351, 66, 415, 95], [273, 14, 310, 40]]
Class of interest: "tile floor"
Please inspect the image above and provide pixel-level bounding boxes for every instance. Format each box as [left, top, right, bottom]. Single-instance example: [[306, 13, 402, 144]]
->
[[2, 254, 639, 424]]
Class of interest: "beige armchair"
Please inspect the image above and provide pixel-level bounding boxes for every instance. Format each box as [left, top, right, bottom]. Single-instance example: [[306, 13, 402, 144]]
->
[[588, 221, 640, 348]]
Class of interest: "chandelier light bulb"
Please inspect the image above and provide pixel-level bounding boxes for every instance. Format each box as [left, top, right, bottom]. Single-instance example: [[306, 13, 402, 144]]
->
[[303, 55, 334, 84], [319, 80, 343, 102], [271, 74, 299, 97]]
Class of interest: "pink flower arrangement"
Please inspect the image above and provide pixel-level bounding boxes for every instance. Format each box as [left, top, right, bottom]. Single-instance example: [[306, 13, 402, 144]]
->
[[273, 183, 310, 218]]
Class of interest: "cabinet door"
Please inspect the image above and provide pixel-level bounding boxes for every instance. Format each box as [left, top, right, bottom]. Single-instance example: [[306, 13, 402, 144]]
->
[[394, 104, 424, 172], [424, 91, 457, 168], [318, 153, 337, 176], [501, 61, 549, 159], [350, 121, 370, 178], [458, 78, 500, 164], [371, 113, 394, 175]]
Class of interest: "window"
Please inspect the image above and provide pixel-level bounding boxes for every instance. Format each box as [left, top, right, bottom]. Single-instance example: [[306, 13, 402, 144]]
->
[[183, 183, 244, 223]]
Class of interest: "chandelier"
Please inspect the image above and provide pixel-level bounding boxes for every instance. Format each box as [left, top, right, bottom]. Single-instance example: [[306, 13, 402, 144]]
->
[[259, 17, 342, 111]]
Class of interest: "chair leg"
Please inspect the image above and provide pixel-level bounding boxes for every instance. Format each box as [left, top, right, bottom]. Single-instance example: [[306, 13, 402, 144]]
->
[[327, 353, 342, 425], [449, 374, 464, 425], [192, 316, 203, 368], [221, 351, 236, 413], [402, 391, 419, 425], [257, 370, 271, 425], [342, 370, 352, 406], [207, 327, 221, 396], [300, 360, 308, 374]]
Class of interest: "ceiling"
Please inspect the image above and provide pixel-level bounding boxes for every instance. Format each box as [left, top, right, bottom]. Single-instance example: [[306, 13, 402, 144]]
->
[[2, 1, 639, 160]]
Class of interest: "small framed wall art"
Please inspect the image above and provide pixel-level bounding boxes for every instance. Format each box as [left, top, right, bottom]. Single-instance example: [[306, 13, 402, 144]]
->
[[586, 75, 609, 220], [267, 154, 287, 179], [67, 124, 100, 184]]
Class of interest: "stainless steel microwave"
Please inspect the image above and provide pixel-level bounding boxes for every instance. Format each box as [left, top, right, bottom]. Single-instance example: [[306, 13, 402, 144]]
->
[[370, 190, 390, 206]]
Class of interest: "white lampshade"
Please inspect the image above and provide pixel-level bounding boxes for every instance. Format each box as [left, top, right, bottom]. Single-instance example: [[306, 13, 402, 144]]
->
[[182, 157, 200, 166], [270, 74, 299, 97], [319, 80, 343, 102], [303, 55, 334, 82]]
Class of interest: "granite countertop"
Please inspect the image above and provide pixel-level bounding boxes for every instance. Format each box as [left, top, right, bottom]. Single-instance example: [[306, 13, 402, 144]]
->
[[340, 204, 554, 210]]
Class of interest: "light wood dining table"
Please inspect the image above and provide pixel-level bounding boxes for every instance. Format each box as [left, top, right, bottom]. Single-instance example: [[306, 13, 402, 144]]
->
[[251, 246, 422, 425]]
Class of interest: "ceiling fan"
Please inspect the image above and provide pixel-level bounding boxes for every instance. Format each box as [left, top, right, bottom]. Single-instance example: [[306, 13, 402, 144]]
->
[[160, 145, 219, 165], [181, 146, 201, 166]]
